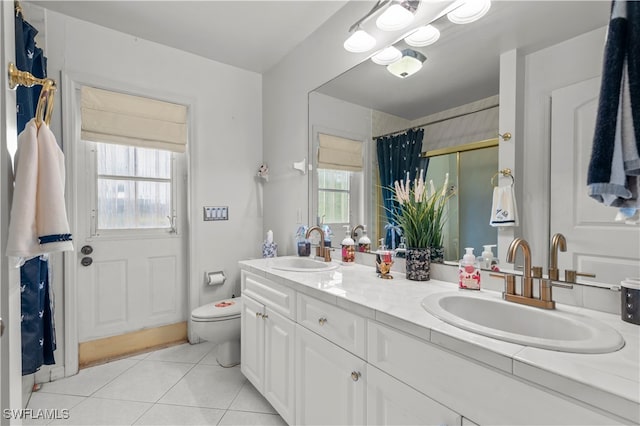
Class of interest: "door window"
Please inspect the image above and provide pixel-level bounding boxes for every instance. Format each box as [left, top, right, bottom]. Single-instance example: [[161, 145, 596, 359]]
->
[[93, 142, 175, 233]]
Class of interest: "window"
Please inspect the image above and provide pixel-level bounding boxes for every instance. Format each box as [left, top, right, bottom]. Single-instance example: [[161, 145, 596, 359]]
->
[[95, 142, 173, 230], [318, 169, 351, 224]]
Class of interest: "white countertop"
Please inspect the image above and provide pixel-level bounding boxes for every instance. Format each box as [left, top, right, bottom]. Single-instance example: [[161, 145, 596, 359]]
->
[[239, 257, 640, 424]]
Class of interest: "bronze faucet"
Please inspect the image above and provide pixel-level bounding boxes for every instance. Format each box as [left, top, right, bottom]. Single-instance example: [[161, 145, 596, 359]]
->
[[351, 224, 364, 240], [305, 226, 331, 262], [549, 233, 566, 281], [506, 238, 533, 298]]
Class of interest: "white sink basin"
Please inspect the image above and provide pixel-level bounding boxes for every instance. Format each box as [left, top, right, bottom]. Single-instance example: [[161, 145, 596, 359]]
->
[[269, 256, 339, 272], [421, 291, 624, 353]]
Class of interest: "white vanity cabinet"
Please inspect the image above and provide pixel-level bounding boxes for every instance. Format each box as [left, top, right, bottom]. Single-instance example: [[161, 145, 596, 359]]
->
[[366, 364, 461, 426], [240, 271, 296, 424], [295, 324, 366, 425]]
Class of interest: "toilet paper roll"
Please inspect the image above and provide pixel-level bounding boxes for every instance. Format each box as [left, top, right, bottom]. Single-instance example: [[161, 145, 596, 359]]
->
[[206, 271, 226, 286]]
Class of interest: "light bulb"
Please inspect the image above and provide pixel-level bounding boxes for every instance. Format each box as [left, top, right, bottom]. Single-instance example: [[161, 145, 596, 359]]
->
[[371, 46, 402, 65], [405, 25, 440, 47], [447, 0, 492, 24], [343, 29, 376, 53], [376, 3, 414, 32]]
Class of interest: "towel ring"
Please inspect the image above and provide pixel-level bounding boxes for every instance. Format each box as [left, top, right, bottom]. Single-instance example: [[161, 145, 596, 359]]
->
[[491, 168, 514, 187]]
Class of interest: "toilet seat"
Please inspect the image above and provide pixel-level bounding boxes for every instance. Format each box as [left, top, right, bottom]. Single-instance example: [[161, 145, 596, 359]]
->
[[191, 297, 241, 321]]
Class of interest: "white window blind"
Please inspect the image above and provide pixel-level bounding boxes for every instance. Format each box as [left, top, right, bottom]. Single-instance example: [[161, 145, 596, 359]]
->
[[81, 86, 187, 153], [317, 133, 363, 172]]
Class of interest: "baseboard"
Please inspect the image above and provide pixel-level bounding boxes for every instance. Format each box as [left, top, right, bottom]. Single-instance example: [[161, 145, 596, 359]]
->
[[79, 322, 188, 368]]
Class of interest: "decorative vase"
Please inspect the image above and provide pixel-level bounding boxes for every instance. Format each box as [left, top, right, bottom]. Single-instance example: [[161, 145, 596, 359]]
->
[[405, 248, 431, 281], [429, 246, 445, 264]]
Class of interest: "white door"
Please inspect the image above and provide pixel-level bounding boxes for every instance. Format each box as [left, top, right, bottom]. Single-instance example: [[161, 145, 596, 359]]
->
[[295, 325, 366, 426], [74, 108, 187, 344], [551, 77, 640, 284], [263, 307, 295, 424], [241, 295, 264, 388], [1, 1, 23, 414]]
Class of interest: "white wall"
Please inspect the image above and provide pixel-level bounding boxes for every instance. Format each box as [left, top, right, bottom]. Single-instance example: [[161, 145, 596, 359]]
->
[[39, 10, 263, 376], [521, 26, 606, 266]]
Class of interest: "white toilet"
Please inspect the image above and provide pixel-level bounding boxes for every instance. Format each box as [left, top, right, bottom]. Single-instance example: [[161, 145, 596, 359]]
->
[[190, 297, 242, 367]]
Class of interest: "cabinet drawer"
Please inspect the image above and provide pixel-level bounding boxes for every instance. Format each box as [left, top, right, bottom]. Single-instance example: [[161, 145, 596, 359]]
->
[[297, 293, 366, 358], [241, 271, 295, 320], [367, 321, 619, 426]]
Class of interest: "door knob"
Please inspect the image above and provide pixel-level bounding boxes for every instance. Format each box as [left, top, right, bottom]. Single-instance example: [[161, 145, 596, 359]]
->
[[351, 371, 361, 382], [81, 245, 93, 255], [81, 257, 93, 267]]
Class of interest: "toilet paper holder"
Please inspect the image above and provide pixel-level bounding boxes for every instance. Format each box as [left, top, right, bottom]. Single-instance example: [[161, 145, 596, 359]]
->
[[205, 271, 226, 286]]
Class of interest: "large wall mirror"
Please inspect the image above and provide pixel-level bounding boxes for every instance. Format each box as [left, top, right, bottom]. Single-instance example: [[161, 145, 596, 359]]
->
[[309, 1, 639, 285]]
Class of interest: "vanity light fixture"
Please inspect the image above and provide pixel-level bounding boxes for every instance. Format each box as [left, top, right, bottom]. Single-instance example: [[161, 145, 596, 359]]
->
[[371, 46, 403, 65], [387, 49, 426, 78], [447, 0, 492, 24], [404, 24, 440, 47], [376, 1, 420, 32], [343, 27, 377, 53]]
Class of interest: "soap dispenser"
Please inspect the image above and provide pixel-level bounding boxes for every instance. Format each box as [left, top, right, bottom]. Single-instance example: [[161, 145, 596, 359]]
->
[[375, 238, 392, 274], [357, 226, 371, 252], [479, 244, 499, 271], [459, 247, 481, 290], [341, 225, 356, 265], [296, 225, 310, 257]]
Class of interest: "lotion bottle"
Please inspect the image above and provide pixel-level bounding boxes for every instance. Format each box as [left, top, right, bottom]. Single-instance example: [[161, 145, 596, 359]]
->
[[341, 225, 356, 265], [459, 247, 481, 290]]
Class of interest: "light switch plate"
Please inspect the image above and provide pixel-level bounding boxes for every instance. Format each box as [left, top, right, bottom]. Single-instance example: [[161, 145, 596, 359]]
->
[[203, 206, 229, 221]]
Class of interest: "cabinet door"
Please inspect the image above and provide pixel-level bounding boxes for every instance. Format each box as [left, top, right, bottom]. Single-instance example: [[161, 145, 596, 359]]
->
[[296, 325, 366, 426], [241, 295, 264, 390], [263, 308, 295, 425], [367, 364, 461, 426]]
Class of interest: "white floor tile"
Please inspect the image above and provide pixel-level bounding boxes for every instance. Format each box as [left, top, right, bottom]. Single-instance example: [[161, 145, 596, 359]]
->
[[133, 403, 225, 425], [229, 381, 277, 414], [48, 397, 151, 426], [40, 359, 139, 397], [197, 346, 221, 366], [93, 360, 193, 403], [145, 342, 215, 364], [24, 392, 86, 425], [126, 352, 151, 361], [158, 364, 246, 409], [218, 410, 287, 426]]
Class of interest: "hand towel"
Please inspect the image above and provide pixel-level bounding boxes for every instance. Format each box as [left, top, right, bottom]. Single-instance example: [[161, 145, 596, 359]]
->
[[588, 0, 640, 207], [6, 119, 73, 259], [490, 185, 519, 227]]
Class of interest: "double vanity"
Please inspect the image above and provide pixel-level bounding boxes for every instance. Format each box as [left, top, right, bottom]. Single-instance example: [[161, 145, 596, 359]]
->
[[239, 256, 639, 426]]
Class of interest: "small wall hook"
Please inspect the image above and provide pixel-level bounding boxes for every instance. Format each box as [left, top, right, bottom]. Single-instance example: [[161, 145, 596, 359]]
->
[[499, 132, 512, 141], [293, 158, 307, 175]]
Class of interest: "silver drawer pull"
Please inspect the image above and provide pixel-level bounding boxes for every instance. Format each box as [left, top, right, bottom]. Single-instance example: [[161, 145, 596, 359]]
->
[[255, 312, 263, 318], [318, 317, 327, 326], [351, 371, 361, 382], [262, 314, 269, 320]]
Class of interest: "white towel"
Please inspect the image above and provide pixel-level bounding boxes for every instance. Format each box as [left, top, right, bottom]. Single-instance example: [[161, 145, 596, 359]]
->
[[6, 119, 73, 259], [490, 185, 519, 227]]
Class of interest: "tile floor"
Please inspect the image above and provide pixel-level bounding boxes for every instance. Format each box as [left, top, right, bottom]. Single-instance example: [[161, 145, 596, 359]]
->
[[25, 342, 286, 425]]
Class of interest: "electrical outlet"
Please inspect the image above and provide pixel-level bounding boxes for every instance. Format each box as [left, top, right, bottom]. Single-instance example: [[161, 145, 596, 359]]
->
[[203, 206, 229, 221]]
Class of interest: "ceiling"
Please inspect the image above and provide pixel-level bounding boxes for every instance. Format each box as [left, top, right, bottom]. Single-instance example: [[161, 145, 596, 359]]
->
[[29, 0, 348, 74], [28, 1, 610, 120]]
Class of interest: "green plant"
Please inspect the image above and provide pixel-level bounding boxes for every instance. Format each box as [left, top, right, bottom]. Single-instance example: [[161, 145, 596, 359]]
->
[[391, 171, 454, 249]]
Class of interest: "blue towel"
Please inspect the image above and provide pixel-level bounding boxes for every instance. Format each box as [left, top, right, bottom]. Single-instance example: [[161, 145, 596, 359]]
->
[[588, 0, 640, 207]]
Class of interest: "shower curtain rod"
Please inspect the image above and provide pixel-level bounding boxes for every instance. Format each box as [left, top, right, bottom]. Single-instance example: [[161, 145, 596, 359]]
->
[[372, 103, 499, 140]]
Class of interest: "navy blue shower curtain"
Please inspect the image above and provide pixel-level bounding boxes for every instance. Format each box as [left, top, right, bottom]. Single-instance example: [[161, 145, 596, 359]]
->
[[376, 128, 425, 249], [15, 11, 56, 375]]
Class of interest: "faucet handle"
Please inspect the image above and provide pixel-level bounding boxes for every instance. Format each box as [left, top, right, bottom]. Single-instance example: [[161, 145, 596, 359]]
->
[[323, 247, 332, 262], [564, 270, 596, 283]]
